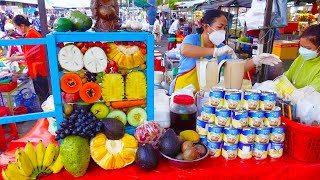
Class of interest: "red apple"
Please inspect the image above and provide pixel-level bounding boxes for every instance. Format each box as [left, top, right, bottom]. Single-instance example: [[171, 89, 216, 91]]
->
[[62, 92, 80, 103]]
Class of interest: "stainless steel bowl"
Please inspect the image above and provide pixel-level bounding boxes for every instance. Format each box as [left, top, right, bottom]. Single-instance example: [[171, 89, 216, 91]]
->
[[160, 145, 209, 168]]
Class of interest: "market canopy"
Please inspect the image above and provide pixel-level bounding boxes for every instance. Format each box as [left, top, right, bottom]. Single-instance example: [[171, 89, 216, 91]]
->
[[46, 0, 91, 8], [176, 0, 206, 9], [2, 0, 38, 4]]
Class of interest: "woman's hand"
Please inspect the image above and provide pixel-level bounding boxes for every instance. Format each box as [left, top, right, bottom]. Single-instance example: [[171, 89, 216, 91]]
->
[[253, 53, 281, 66], [5, 56, 17, 63], [213, 45, 237, 58]]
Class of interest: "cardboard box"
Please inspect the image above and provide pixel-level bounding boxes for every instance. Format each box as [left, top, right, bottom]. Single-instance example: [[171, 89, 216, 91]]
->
[[272, 40, 299, 60]]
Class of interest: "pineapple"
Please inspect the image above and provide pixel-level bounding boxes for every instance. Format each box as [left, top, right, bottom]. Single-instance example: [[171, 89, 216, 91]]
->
[[125, 72, 147, 100], [102, 74, 124, 102]]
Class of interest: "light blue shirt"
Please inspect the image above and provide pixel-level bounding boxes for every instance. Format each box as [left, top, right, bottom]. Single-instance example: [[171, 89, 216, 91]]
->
[[169, 33, 232, 94]]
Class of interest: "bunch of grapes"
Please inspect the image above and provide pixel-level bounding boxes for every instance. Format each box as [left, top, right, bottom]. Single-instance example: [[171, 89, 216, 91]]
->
[[55, 109, 103, 140], [85, 72, 97, 82]]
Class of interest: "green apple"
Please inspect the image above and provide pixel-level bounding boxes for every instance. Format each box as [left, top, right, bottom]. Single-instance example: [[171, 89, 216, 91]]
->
[[90, 103, 109, 119]]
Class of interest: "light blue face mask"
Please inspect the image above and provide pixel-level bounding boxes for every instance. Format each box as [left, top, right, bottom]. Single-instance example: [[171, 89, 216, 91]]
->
[[299, 46, 320, 61]]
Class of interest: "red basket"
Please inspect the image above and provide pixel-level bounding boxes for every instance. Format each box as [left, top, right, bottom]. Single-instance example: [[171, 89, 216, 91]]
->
[[282, 116, 320, 162]]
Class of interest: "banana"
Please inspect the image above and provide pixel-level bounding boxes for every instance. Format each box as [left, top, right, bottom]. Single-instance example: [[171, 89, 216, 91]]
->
[[36, 140, 46, 171], [2, 162, 28, 180], [42, 142, 56, 169], [49, 153, 64, 174], [15, 148, 33, 177], [25, 141, 37, 169], [53, 145, 60, 162]]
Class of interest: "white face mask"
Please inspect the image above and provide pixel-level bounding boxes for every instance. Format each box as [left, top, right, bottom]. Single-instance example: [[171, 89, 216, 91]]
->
[[299, 46, 319, 61], [207, 26, 226, 46]]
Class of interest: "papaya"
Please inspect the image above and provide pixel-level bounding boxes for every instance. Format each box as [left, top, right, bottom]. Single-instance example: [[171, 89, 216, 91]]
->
[[79, 82, 102, 103], [60, 73, 83, 93]]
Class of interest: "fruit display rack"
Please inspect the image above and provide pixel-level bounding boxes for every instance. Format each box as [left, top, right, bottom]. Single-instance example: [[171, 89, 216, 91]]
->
[[0, 32, 155, 135]]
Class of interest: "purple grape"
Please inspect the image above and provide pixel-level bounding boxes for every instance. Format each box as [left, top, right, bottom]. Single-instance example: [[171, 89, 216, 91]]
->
[[85, 71, 91, 76]]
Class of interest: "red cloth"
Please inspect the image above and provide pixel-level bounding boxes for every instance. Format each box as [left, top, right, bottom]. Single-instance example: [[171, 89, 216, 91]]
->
[[23, 28, 48, 79], [22, 154, 320, 180]]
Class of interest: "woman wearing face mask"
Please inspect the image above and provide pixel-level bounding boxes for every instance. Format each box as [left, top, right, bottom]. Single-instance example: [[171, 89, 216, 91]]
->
[[284, 24, 320, 91], [5, 15, 49, 104], [169, 10, 280, 94]]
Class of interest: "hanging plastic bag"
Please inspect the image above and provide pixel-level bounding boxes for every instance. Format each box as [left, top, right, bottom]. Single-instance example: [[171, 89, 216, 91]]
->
[[270, 0, 288, 28], [14, 88, 41, 113], [245, 0, 266, 30], [41, 95, 55, 112]]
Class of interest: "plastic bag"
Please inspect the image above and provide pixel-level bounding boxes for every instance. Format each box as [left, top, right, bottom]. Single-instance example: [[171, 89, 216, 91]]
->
[[41, 95, 55, 112], [271, 0, 288, 28], [252, 80, 276, 92], [245, 0, 266, 30], [14, 88, 41, 113]]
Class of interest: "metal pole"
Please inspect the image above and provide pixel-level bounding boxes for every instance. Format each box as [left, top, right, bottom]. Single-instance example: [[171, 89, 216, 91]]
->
[[37, 0, 48, 37], [37, 0, 51, 94], [257, 0, 274, 83]]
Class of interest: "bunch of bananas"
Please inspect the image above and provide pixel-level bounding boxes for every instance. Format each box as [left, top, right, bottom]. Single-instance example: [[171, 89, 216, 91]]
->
[[2, 141, 64, 180]]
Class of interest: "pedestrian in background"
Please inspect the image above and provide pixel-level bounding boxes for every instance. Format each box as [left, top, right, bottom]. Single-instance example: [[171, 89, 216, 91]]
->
[[32, 11, 41, 34]]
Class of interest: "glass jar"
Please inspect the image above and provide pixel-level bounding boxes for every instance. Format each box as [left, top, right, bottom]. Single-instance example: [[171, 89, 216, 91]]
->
[[170, 95, 197, 134]]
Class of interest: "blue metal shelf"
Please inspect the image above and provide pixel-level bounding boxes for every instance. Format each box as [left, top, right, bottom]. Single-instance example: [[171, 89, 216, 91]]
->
[[0, 32, 155, 136]]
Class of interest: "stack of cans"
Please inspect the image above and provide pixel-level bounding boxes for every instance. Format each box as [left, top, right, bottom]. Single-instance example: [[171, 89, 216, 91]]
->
[[196, 88, 285, 160]]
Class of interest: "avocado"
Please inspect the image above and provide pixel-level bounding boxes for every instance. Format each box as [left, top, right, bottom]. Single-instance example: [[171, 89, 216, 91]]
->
[[69, 10, 92, 32], [101, 118, 125, 140], [53, 17, 73, 32], [136, 144, 159, 171], [60, 136, 90, 177], [159, 128, 180, 158]]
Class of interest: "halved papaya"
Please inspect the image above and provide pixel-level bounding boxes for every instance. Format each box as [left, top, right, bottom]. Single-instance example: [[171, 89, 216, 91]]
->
[[60, 73, 83, 93], [79, 82, 102, 103]]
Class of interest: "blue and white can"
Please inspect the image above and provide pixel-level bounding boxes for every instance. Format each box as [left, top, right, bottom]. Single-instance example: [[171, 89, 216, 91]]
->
[[196, 117, 209, 135], [264, 106, 281, 127], [209, 88, 225, 107], [270, 126, 285, 143], [215, 108, 231, 127], [207, 141, 222, 158], [222, 142, 238, 160], [253, 143, 268, 160], [223, 127, 240, 144], [248, 110, 265, 128], [224, 89, 242, 110], [255, 127, 271, 144], [231, 109, 249, 129], [199, 135, 208, 146], [268, 142, 284, 158], [260, 91, 277, 111], [201, 104, 216, 123], [207, 125, 224, 142], [243, 89, 260, 111], [238, 142, 254, 159], [240, 127, 255, 144]]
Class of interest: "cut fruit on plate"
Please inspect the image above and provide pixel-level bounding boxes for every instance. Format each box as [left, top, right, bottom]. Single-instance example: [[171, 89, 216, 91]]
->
[[83, 47, 108, 73], [79, 82, 102, 103], [107, 110, 127, 125], [60, 73, 83, 93], [58, 45, 84, 72], [127, 107, 147, 127]]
